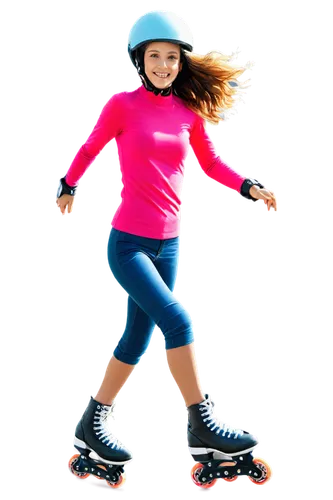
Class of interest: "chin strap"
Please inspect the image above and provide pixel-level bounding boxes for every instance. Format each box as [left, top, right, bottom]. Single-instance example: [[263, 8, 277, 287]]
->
[[138, 73, 172, 96]]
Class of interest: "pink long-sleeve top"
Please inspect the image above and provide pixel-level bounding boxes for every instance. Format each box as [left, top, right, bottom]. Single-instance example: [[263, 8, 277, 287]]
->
[[65, 84, 246, 239]]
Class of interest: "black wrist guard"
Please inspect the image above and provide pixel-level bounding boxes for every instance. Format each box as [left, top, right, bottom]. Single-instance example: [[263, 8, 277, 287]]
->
[[240, 178, 264, 202], [57, 177, 77, 198]]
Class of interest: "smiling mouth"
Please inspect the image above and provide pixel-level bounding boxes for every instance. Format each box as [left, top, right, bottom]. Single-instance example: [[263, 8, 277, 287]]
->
[[154, 73, 170, 78]]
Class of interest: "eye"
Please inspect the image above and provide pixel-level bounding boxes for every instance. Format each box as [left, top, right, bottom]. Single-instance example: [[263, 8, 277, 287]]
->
[[150, 54, 177, 59]]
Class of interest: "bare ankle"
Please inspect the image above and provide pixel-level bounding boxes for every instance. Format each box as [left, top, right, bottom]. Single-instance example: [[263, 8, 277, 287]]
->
[[186, 395, 205, 408], [94, 395, 114, 406]]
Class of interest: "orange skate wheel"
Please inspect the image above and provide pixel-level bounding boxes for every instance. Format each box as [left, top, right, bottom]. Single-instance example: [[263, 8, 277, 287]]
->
[[191, 463, 217, 488], [107, 472, 126, 488], [68, 454, 90, 479], [249, 458, 272, 485], [224, 475, 238, 482], [220, 461, 238, 482]]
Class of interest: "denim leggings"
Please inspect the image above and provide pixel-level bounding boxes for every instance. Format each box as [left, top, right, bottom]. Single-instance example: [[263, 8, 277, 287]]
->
[[107, 227, 194, 365]]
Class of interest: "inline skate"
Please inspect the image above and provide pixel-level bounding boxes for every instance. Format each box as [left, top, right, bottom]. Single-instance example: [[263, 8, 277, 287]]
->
[[68, 396, 132, 488], [187, 394, 271, 488]]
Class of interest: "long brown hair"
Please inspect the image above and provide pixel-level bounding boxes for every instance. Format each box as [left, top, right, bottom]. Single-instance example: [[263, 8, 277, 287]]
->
[[173, 48, 254, 125]]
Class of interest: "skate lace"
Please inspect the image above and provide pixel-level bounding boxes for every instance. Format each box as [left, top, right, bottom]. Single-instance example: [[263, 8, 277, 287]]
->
[[200, 395, 244, 439], [93, 403, 124, 450]]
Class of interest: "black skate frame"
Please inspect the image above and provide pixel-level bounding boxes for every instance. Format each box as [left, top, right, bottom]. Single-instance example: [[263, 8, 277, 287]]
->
[[73, 445, 125, 484], [193, 452, 266, 483]]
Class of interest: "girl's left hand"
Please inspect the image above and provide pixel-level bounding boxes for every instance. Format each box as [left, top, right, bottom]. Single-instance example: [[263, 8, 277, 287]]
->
[[249, 186, 277, 211]]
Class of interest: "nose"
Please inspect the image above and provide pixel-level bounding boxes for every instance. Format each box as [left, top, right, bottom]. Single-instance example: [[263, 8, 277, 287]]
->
[[157, 60, 169, 69]]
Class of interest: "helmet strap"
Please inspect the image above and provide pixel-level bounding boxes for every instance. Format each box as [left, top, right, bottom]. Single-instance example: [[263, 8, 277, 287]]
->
[[139, 73, 173, 96]]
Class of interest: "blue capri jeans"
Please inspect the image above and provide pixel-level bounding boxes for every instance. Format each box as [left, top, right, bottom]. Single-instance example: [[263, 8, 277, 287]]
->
[[107, 227, 194, 365]]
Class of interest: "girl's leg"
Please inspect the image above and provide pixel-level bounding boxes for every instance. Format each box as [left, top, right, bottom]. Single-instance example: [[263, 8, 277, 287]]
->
[[94, 355, 136, 406], [165, 342, 205, 408], [95, 293, 156, 405], [97, 228, 205, 408], [149, 239, 205, 407]]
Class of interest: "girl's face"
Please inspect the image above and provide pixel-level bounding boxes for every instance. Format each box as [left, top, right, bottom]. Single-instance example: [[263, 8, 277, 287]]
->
[[144, 41, 183, 88]]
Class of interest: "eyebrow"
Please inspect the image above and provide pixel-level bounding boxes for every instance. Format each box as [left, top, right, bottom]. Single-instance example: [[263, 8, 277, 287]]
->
[[147, 50, 179, 55]]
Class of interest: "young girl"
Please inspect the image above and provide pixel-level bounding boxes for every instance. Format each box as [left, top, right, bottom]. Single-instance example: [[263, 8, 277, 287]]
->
[[61, 11, 276, 488]]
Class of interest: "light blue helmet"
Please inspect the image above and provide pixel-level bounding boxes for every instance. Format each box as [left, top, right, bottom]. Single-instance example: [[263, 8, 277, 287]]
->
[[128, 11, 194, 67]]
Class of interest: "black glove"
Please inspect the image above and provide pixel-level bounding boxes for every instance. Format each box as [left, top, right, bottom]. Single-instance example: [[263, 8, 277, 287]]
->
[[240, 178, 264, 202], [57, 177, 77, 198]]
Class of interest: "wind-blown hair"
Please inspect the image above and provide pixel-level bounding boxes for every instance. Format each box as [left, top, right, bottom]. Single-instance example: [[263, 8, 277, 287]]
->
[[138, 43, 254, 124]]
